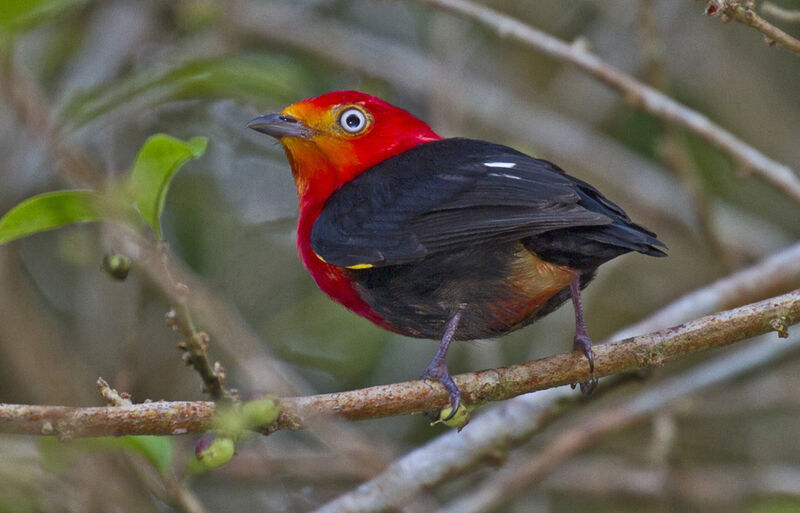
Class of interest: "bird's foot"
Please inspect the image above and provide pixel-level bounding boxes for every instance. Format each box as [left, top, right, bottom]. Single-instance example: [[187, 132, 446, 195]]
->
[[421, 360, 461, 422], [571, 333, 598, 395]]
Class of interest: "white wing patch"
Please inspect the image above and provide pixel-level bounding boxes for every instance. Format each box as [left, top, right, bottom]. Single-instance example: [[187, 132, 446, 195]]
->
[[484, 161, 517, 168], [488, 172, 522, 180]]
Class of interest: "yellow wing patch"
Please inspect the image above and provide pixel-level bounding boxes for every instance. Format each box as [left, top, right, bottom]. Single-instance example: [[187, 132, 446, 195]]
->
[[346, 263, 374, 270], [314, 251, 373, 269]]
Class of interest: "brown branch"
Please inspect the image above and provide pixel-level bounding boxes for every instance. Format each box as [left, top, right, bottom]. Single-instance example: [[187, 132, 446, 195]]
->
[[440, 329, 800, 513], [410, 0, 800, 205], [273, 288, 799, 430], [1, 289, 797, 438], [316, 331, 800, 513], [0, 402, 216, 440], [705, 0, 800, 55]]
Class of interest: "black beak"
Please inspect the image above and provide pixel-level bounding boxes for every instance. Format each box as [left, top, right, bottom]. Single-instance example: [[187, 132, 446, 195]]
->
[[247, 113, 312, 139]]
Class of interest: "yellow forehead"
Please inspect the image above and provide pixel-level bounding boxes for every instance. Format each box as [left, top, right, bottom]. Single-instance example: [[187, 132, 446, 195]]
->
[[283, 102, 335, 132], [283, 101, 372, 139]]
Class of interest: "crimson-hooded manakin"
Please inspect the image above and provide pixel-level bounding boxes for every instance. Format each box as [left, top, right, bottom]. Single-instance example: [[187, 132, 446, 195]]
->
[[248, 90, 666, 416]]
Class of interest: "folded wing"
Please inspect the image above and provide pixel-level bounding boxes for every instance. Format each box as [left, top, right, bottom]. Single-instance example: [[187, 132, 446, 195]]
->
[[311, 138, 664, 268]]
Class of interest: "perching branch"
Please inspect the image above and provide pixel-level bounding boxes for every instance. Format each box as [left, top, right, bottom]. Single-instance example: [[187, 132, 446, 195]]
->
[[439, 330, 800, 513], [411, 0, 800, 205], [272, 288, 798, 430], [1, 288, 797, 438], [315, 331, 800, 513], [705, 0, 800, 55], [0, 401, 216, 440]]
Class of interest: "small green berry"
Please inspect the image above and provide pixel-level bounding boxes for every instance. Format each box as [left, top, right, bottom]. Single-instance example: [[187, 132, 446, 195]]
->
[[435, 402, 471, 430], [214, 407, 246, 440], [102, 253, 132, 280], [195, 435, 234, 470], [241, 397, 280, 430]]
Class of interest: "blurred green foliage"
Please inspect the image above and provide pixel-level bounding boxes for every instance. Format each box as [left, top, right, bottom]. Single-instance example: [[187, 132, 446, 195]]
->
[[0, 0, 86, 34]]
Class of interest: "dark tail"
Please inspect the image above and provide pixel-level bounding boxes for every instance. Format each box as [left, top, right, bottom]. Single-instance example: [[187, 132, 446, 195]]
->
[[523, 177, 667, 269]]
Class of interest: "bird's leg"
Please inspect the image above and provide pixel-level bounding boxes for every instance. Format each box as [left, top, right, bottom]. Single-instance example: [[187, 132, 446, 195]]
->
[[421, 310, 463, 421], [569, 275, 598, 394]]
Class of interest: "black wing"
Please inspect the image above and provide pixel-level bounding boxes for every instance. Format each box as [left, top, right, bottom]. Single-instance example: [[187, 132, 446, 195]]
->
[[311, 138, 660, 268]]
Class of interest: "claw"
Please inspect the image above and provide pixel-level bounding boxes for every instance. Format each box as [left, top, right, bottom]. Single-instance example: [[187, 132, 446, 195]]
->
[[573, 327, 598, 394], [421, 362, 461, 421]]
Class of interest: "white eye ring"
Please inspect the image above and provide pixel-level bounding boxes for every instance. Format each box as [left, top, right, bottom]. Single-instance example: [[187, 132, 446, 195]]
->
[[338, 108, 368, 134]]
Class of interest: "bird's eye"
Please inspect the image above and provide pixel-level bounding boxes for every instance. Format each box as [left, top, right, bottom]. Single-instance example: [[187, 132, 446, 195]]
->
[[338, 107, 368, 134]]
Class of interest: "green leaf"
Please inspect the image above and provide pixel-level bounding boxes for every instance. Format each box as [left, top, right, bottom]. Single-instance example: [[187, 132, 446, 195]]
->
[[128, 134, 208, 240], [114, 436, 174, 475], [0, 190, 103, 245], [38, 435, 173, 476]]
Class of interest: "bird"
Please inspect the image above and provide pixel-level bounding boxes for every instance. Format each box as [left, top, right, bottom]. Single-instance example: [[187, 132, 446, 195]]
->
[[248, 90, 666, 417]]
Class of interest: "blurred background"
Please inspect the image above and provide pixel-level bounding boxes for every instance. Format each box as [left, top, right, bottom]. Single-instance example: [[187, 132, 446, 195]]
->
[[1, 0, 799, 511]]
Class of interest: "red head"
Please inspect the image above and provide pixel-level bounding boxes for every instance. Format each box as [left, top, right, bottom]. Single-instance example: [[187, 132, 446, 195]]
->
[[248, 91, 441, 207]]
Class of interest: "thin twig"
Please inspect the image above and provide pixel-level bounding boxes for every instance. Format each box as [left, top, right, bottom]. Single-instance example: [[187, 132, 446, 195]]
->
[[1, 288, 797, 437], [762, 2, 800, 23], [97, 377, 133, 407], [705, 0, 800, 54], [167, 288, 231, 402], [162, 475, 211, 513], [411, 0, 800, 205]]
